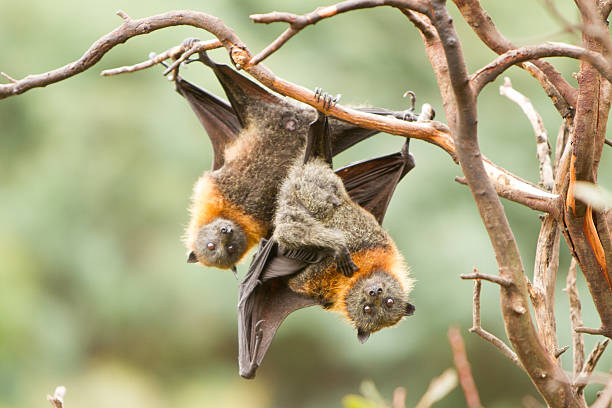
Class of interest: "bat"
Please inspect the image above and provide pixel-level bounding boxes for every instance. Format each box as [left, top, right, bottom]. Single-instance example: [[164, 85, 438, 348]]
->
[[173, 53, 418, 274], [238, 111, 416, 379]]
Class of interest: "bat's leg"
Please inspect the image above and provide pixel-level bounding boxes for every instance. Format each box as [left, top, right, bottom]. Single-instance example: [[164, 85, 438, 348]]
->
[[314, 88, 341, 110], [335, 247, 359, 277]]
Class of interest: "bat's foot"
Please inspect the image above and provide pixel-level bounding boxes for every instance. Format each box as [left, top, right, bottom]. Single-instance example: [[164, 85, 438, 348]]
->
[[314, 87, 341, 110], [336, 247, 359, 277]]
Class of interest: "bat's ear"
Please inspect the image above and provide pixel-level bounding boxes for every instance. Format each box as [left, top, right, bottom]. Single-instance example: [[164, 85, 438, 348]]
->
[[357, 329, 371, 344], [187, 251, 198, 264], [405, 302, 416, 316]]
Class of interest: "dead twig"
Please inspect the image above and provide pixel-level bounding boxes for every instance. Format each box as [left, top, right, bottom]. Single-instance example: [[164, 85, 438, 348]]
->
[[100, 39, 222, 77], [468, 280, 522, 369], [574, 339, 609, 394], [565, 258, 586, 380], [415, 368, 458, 408], [499, 77, 554, 191], [471, 43, 612, 96], [448, 326, 483, 408], [248, 0, 429, 66], [461, 268, 513, 287]]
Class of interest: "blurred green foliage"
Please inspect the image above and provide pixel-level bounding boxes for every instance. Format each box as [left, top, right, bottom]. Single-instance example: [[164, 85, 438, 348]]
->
[[1, 1, 611, 407]]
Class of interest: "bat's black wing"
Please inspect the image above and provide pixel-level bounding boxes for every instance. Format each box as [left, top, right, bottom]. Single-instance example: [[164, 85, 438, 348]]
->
[[238, 239, 318, 379], [336, 138, 415, 225], [175, 77, 241, 171]]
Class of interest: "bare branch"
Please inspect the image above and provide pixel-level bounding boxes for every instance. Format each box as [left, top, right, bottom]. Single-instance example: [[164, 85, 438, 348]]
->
[[468, 280, 523, 369], [591, 372, 612, 408], [606, 139, 612, 147], [100, 39, 222, 77], [0, 72, 17, 83], [566, 258, 586, 380], [0, 10, 246, 100], [429, 1, 579, 405], [392, 387, 407, 408], [452, 0, 577, 113], [575, 327, 606, 335], [499, 77, 554, 190], [461, 268, 513, 287], [554, 120, 571, 174], [575, 339, 609, 394], [530, 213, 561, 356], [448, 326, 483, 408], [555, 346, 570, 358], [415, 368, 458, 408], [471, 42, 612, 96], [248, 0, 430, 65]]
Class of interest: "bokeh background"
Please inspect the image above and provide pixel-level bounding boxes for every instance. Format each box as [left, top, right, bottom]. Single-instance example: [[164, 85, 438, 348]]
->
[[1, 1, 611, 407]]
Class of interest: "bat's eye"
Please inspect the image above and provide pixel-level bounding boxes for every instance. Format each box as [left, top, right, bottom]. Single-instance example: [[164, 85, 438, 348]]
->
[[363, 305, 372, 314], [385, 298, 394, 308], [227, 245, 235, 254], [207, 242, 216, 251]]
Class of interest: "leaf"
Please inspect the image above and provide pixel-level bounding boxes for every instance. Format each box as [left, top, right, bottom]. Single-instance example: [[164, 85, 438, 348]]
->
[[342, 394, 385, 408], [415, 368, 458, 408]]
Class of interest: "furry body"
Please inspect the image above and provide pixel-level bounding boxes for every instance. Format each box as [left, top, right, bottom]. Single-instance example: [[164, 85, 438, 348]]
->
[[274, 156, 414, 338]]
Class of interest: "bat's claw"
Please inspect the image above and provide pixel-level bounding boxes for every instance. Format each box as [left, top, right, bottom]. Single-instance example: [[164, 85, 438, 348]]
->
[[314, 87, 341, 110], [336, 248, 359, 277], [231, 265, 238, 280]]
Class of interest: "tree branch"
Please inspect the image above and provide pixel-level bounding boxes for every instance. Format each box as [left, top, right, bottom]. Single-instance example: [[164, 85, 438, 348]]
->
[[429, 1, 580, 405], [452, 0, 576, 115], [574, 339, 609, 395], [468, 280, 522, 369], [471, 43, 612, 96], [499, 77, 554, 191], [566, 258, 586, 381], [248, 0, 430, 66], [448, 326, 483, 408]]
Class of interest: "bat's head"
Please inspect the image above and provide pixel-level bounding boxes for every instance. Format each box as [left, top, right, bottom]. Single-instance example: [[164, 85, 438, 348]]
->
[[344, 270, 415, 343], [187, 218, 248, 270]]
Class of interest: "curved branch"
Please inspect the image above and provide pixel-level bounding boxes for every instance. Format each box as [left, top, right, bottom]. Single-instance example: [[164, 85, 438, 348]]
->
[[0, 10, 245, 99], [471, 43, 612, 96], [452, 0, 576, 115], [248, 0, 430, 66]]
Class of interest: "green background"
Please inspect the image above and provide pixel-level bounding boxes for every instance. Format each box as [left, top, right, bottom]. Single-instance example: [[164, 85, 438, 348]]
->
[[1, 1, 611, 407]]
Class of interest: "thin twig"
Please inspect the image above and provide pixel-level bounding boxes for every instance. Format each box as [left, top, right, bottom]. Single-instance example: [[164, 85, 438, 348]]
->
[[448, 326, 483, 408], [248, 0, 430, 66], [565, 258, 586, 380], [392, 387, 407, 408], [575, 327, 606, 335], [575, 339, 609, 394], [499, 77, 554, 190], [415, 368, 458, 408], [591, 371, 612, 408], [461, 271, 513, 287], [0, 72, 17, 83], [452, 0, 577, 114], [100, 39, 222, 76], [555, 346, 570, 358], [468, 280, 523, 369], [606, 138, 612, 147], [471, 42, 612, 96]]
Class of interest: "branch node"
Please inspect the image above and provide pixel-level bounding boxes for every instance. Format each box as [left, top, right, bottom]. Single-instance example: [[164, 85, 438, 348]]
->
[[575, 326, 605, 335], [555, 345, 569, 358], [461, 270, 513, 287], [117, 10, 131, 22], [0, 72, 17, 83]]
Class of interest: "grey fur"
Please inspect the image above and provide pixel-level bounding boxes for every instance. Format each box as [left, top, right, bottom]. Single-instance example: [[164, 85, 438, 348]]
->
[[193, 218, 248, 269], [274, 156, 412, 336]]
